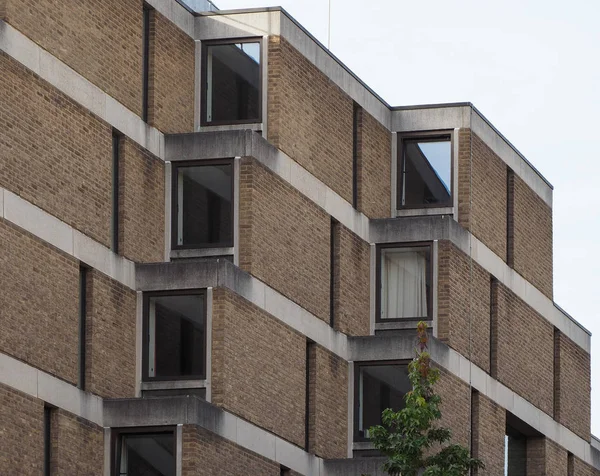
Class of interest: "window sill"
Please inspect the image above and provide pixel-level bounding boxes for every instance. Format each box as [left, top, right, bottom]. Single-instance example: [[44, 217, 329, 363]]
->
[[170, 248, 234, 260], [352, 441, 375, 451], [394, 206, 453, 217], [375, 319, 433, 332], [141, 380, 207, 392], [198, 122, 262, 133]]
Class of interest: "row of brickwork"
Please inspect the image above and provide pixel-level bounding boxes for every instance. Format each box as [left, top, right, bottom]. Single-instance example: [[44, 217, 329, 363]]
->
[[1, 0, 195, 132]]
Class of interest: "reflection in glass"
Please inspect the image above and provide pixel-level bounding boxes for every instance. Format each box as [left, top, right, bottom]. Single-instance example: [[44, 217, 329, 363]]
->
[[358, 365, 410, 438], [206, 42, 260, 123], [148, 294, 205, 379], [176, 163, 232, 247], [380, 247, 429, 319], [401, 138, 451, 207], [118, 433, 175, 476]]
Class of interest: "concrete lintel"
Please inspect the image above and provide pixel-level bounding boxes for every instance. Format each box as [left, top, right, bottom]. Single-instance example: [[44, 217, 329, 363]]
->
[[135, 259, 221, 291], [391, 104, 471, 132], [324, 458, 387, 476]]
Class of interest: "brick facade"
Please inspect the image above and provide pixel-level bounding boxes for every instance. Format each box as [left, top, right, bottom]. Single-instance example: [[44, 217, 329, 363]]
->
[[120, 138, 165, 263], [0, 384, 44, 475], [3, 0, 143, 115], [239, 157, 331, 321], [148, 11, 195, 133], [308, 345, 348, 459], [438, 240, 491, 372], [335, 224, 371, 336], [268, 36, 354, 204], [182, 425, 280, 475], [472, 391, 505, 475], [0, 52, 113, 247], [494, 281, 554, 415], [458, 130, 508, 260], [511, 173, 554, 299], [211, 287, 306, 447], [0, 220, 79, 384], [435, 368, 471, 448], [86, 270, 137, 398], [358, 109, 392, 219], [555, 331, 591, 441]]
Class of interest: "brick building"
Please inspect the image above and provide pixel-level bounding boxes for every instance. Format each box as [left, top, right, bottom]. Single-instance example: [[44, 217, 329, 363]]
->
[[0, 0, 598, 474]]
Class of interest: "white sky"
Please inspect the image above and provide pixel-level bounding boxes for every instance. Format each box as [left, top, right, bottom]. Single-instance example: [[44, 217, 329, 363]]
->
[[216, 0, 600, 435]]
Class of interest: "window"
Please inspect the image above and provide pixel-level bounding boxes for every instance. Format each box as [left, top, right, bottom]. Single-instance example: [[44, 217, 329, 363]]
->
[[202, 39, 261, 125], [172, 160, 234, 249], [143, 291, 206, 381], [505, 426, 526, 476], [398, 134, 452, 208], [113, 429, 175, 476], [354, 363, 410, 440], [376, 244, 432, 321]]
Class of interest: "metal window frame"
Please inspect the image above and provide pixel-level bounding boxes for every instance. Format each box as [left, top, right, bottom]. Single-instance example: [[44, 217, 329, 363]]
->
[[142, 289, 208, 382], [112, 426, 176, 476], [200, 37, 263, 126], [397, 130, 454, 210], [375, 242, 433, 323], [170, 159, 235, 250]]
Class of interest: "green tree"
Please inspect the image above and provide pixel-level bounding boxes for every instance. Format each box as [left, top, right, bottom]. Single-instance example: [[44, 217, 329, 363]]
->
[[368, 322, 484, 476]]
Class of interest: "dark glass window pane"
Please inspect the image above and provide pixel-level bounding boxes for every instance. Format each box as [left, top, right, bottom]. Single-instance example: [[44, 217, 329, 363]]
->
[[505, 427, 527, 476], [148, 294, 205, 379], [380, 247, 430, 319], [176, 164, 232, 247], [401, 139, 451, 207], [206, 42, 260, 123], [119, 433, 174, 476], [358, 365, 410, 438]]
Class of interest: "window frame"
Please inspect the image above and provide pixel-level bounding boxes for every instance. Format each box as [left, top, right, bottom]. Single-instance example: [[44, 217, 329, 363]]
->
[[353, 360, 411, 442], [397, 130, 454, 210], [200, 37, 263, 127], [375, 242, 433, 323], [142, 289, 208, 382], [111, 426, 176, 476], [170, 159, 235, 250]]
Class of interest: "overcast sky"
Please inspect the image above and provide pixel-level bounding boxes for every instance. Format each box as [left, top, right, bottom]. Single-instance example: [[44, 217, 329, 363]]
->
[[216, 0, 600, 435]]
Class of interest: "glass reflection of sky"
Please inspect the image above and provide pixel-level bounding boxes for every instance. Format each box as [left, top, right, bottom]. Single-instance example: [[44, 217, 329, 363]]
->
[[235, 42, 260, 64], [418, 141, 451, 193]]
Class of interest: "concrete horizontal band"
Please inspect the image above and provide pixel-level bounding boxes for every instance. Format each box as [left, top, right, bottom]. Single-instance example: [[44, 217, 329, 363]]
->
[[370, 215, 591, 351], [0, 187, 135, 289]]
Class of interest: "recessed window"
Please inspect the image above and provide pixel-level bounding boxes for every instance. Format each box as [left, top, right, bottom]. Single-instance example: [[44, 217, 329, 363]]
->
[[505, 426, 526, 476], [398, 134, 452, 208], [172, 161, 233, 249], [354, 363, 410, 440], [143, 291, 206, 381], [376, 244, 432, 321], [113, 429, 175, 476], [202, 40, 261, 125]]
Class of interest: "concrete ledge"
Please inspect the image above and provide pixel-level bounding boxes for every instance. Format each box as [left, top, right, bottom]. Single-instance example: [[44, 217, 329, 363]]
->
[[323, 457, 387, 476], [370, 215, 591, 352], [104, 395, 321, 475]]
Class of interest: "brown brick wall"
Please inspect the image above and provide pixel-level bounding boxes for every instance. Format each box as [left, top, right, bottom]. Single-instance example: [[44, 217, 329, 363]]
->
[[0, 52, 113, 247], [435, 368, 470, 448], [0, 220, 79, 384], [120, 138, 165, 263], [555, 331, 591, 441], [148, 11, 195, 133], [51, 409, 103, 475], [511, 174, 553, 299], [438, 241, 491, 371], [211, 288, 306, 447], [239, 157, 330, 321], [86, 270, 137, 399], [457, 130, 508, 261], [308, 345, 348, 459], [358, 109, 392, 218], [0, 384, 44, 475], [335, 224, 370, 336], [472, 392, 505, 475], [544, 439, 568, 476], [182, 425, 279, 476], [494, 281, 554, 415], [268, 36, 354, 203], [572, 456, 600, 476], [4, 0, 144, 115]]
